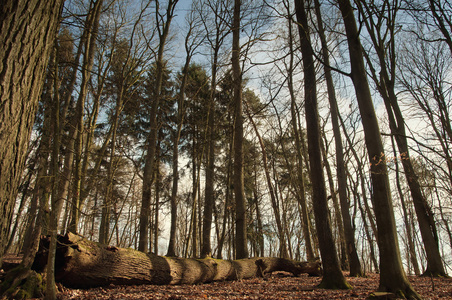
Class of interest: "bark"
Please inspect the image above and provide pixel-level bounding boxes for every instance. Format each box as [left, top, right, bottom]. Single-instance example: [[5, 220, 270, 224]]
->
[[284, 1, 315, 261], [167, 42, 190, 258], [336, 0, 421, 297], [201, 52, 217, 259], [67, 0, 104, 234], [45, 44, 63, 300], [232, 0, 248, 259], [294, 0, 350, 290], [253, 186, 265, 257], [314, 0, 362, 277], [0, 0, 64, 264], [71, 0, 104, 237], [200, 0, 231, 260], [32, 233, 321, 289], [217, 138, 234, 259], [356, 0, 447, 277], [99, 89, 124, 244]]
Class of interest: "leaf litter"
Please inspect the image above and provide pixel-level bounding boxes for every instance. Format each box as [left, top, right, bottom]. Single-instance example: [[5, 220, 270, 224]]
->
[[56, 272, 451, 299]]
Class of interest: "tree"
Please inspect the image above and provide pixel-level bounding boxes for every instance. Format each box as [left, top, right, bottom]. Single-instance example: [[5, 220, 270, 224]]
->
[[313, 0, 362, 276], [281, 0, 316, 262], [336, 0, 421, 297], [139, 0, 178, 253], [0, 0, 65, 266], [232, 0, 248, 260], [356, 0, 446, 277], [294, 0, 350, 290], [65, 0, 104, 235], [245, 90, 289, 259], [198, 0, 232, 259], [167, 4, 204, 257], [427, 0, 452, 55]]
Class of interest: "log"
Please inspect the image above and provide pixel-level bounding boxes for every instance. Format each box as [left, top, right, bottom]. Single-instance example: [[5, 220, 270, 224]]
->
[[32, 233, 321, 288]]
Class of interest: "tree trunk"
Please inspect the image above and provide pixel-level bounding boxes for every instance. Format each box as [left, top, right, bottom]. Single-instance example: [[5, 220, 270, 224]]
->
[[167, 55, 188, 258], [321, 141, 348, 270], [45, 45, 63, 300], [217, 138, 234, 259], [201, 54, 217, 259], [247, 110, 288, 258], [285, 3, 316, 261], [70, 0, 103, 237], [294, 0, 350, 290], [139, 0, 178, 253], [336, 0, 421, 297], [32, 233, 321, 289], [232, 0, 248, 260], [392, 137, 421, 276], [0, 0, 64, 265], [356, 0, 447, 277], [314, 0, 362, 277]]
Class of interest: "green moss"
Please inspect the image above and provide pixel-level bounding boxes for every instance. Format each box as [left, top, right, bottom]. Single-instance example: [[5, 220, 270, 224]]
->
[[0, 267, 44, 300], [317, 278, 352, 290], [20, 272, 44, 299]]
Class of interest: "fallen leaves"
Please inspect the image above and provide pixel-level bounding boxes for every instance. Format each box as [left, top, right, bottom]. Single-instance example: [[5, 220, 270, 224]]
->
[[55, 272, 451, 299]]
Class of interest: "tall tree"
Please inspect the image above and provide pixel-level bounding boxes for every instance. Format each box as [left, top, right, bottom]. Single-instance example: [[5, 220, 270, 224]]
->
[[167, 5, 204, 257], [232, 0, 248, 259], [336, 0, 421, 297], [67, 0, 104, 234], [0, 0, 65, 265], [313, 0, 362, 276], [294, 0, 350, 289], [245, 91, 289, 259], [282, 0, 316, 262], [356, 0, 446, 277], [139, 0, 178, 253], [199, 0, 232, 259]]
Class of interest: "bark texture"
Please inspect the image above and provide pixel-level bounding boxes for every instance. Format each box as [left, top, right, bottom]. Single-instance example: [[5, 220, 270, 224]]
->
[[32, 233, 322, 288], [0, 0, 64, 263]]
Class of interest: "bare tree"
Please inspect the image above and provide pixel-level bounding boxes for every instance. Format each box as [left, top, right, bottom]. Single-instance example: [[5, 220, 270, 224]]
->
[[294, 0, 350, 289], [313, 0, 362, 276], [167, 4, 204, 257], [197, 0, 232, 258], [356, 0, 446, 277], [280, 0, 316, 262], [139, 0, 179, 253], [231, 0, 248, 259], [335, 0, 421, 296]]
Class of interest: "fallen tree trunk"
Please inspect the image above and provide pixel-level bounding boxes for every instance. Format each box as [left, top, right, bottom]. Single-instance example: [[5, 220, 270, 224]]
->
[[32, 233, 321, 288]]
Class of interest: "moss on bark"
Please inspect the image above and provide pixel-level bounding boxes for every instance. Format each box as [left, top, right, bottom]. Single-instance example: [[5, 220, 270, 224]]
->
[[0, 266, 44, 299]]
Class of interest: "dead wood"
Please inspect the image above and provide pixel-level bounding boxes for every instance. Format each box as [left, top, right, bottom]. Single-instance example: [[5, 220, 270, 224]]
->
[[32, 233, 321, 288]]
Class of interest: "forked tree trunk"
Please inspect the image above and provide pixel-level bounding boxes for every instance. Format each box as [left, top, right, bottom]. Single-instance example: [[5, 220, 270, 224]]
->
[[32, 233, 321, 288]]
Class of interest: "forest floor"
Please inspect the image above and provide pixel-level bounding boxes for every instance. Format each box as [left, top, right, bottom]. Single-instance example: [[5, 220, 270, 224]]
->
[[56, 272, 452, 300]]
